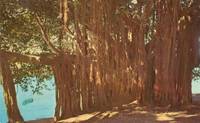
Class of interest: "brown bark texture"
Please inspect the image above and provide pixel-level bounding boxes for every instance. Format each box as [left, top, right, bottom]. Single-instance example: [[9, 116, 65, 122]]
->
[[0, 58, 24, 123]]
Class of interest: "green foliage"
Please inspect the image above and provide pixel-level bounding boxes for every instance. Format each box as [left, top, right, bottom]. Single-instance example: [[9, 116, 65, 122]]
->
[[0, 0, 55, 93], [10, 63, 53, 94], [0, 0, 56, 53], [1, 0, 200, 94], [193, 66, 200, 81]]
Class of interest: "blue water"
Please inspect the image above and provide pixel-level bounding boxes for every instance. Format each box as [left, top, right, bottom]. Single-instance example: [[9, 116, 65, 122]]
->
[[192, 80, 200, 94], [0, 79, 56, 123], [0, 80, 200, 123]]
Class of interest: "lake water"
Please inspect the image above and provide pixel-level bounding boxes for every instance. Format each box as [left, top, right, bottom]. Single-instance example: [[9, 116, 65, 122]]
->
[[0, 79, 56, 123], [0, 79, 200, 123]]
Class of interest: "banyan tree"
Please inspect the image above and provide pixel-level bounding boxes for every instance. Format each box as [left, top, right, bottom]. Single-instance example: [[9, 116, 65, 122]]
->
[[1, 0, 200, 122]]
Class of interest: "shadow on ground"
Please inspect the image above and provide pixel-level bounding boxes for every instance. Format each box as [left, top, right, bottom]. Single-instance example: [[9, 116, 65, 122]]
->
[[58, 101, 200, 123], [27, 94, 200, 123]]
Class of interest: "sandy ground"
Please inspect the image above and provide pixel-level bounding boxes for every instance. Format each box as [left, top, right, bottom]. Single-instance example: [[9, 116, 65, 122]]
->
[[26, 94, 200, 123]]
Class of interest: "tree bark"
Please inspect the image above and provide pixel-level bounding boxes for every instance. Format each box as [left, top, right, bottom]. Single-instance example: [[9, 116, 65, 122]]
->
[[52, 54, 77, 120], [0, 58, 24, 123], [154, 0, 180, 106], [153, 0, 198, 106]]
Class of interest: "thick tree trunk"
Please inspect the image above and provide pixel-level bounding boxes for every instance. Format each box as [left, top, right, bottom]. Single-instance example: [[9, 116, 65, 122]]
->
[[176, 16, 200, 105], [0, 59, 24, 123], [153, 0, 197, 106], [52, 54, 78, 120], [154, 0, 180, 106]]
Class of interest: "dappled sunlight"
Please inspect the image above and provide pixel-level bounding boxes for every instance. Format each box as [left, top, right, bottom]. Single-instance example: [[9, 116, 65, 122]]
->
[[95, 111, 119, 119], [23, 99, 200, 123], [56, 100, 200, 123], [57, 111, 120, 123], [155, 112, 186, 121], [156, 111, 200, 122], [58, 112, 100, 123], [156, 114, 174, 121]]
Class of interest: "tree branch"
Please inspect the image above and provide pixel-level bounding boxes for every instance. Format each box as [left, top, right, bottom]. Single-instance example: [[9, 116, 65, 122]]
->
[[35, 14, 61, 54], [0, 50, 57, 65]]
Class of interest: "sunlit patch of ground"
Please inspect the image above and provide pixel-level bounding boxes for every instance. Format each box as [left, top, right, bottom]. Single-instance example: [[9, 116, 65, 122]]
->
[[27, 94, 200, 123], [57, 103, 200, 123], [58, 112, 101, 123]]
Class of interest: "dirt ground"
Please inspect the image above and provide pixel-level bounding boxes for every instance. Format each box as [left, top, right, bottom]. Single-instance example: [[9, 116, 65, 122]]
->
[[27, 94, 200, 123]]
